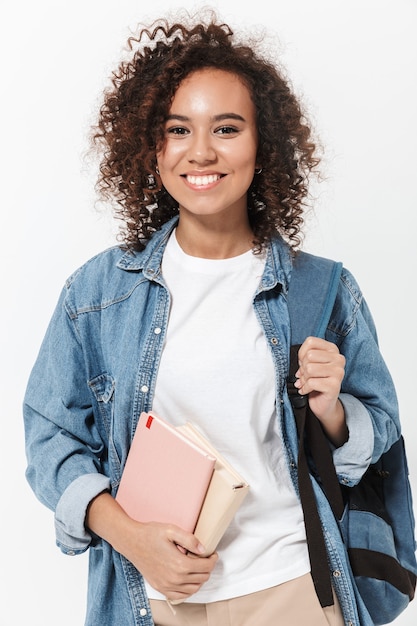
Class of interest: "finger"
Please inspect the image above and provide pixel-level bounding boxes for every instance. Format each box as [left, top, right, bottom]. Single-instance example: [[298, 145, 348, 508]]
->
[[167, 526, 208, 557], [172, 551, 218, 578], [153, 557, 214, 597], [191, 552, 218, 570], [298, 359, 345, 379], [296, 353, 345, 384], [165, 585, 201, 602], [298, 348, 341, 370], [297, 337, 339, 362], [297, 377, 340, 397], [296, 367, 344, 396], [164, 561, 216, 600]]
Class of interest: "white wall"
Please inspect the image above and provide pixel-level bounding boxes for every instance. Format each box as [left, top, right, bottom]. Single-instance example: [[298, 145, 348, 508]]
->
[[1, 0, 416, 623]]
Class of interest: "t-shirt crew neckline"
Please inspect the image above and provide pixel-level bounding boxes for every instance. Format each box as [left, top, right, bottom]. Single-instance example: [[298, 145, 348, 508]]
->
[[168, 229, 257, 275]]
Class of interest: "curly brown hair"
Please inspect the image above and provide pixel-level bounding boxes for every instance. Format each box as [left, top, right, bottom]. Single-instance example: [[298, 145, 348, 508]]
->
[[92, 12, 320, 251]]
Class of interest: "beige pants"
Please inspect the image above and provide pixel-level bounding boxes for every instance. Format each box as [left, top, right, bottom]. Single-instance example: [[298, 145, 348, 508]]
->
[[150, 573, 344, 626]]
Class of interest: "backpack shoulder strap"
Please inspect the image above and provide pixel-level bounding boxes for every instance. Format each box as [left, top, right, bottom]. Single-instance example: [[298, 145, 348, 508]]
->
[[288, 251, 343, 343], [286, 250, 344, 608]]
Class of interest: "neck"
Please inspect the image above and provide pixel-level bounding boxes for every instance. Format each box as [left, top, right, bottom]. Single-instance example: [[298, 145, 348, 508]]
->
[[175, 215, 254, 259]]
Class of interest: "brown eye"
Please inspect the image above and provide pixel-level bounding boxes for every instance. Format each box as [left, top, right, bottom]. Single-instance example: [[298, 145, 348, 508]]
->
[[166, 126, 189, 135], [215, 125, 239, 135]]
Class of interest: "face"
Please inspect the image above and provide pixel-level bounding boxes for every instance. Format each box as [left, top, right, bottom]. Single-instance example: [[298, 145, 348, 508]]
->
[[156, 68, 259, 223]]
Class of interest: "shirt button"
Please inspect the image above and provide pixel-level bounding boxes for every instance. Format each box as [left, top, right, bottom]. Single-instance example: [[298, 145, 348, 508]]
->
[[333, 570, 341, 577], [141, 385, 149, 393], [154, 327, 162, 334], [67, 550, 75, 556], [271, 337, 278, 345], [139, 608, 147, 616]]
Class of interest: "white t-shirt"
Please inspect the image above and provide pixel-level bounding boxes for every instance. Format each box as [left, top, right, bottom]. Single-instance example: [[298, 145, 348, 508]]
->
[[145, 230, 310, 603]]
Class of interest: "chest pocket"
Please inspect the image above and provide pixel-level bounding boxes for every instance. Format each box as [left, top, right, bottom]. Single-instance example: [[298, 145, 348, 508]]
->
[[88, 372, 123, 483]]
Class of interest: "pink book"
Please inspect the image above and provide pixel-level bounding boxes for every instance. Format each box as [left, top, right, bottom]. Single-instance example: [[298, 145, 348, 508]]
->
[[116, 411, 216, 532]]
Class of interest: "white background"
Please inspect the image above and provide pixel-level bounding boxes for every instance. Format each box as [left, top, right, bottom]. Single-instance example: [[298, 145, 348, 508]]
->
[[1, 0, 416, 624]]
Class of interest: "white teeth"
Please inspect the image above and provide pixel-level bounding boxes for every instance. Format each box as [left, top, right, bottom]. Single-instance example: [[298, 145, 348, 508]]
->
[[186, 174, 220, 186]]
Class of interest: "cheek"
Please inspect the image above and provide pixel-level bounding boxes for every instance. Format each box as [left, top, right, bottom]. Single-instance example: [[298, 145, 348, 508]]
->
[[157, 142, 185, 167], [237, 153, 258, 178]]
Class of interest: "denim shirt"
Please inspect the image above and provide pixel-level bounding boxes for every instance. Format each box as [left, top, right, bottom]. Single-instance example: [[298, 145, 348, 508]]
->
[[24, 217, 400, 626]]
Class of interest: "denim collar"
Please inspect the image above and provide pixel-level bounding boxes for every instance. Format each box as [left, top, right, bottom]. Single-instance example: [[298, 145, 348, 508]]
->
[[117, 215, 293, 294]]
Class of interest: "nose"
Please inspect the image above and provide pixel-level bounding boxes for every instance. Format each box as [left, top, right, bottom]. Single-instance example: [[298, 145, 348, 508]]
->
[[187, 130, 216, 165]]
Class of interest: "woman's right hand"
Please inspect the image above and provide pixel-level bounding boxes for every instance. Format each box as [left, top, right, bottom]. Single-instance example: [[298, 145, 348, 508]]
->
[[86, 491, 218, 602]]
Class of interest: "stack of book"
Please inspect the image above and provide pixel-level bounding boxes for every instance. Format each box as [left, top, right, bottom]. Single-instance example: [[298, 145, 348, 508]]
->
[[116, 411, 249, 556]]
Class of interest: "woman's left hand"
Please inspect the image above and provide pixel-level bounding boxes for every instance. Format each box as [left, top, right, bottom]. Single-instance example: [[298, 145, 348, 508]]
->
[[294, 336, 348, 447]]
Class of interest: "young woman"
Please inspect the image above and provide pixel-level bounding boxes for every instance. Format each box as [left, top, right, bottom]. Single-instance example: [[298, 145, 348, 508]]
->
[[24, 13, 401, 626]]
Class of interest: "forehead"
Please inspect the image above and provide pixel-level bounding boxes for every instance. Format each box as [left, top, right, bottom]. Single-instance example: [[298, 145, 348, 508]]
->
[[170, 68, 254, 113]]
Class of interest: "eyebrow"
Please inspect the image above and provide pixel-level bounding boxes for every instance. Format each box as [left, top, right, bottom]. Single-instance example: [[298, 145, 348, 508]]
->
[[165, 113, 246, 123]]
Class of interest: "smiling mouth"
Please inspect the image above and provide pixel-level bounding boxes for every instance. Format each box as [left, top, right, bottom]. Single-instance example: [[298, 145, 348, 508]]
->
[[184, 174, 224, 186]]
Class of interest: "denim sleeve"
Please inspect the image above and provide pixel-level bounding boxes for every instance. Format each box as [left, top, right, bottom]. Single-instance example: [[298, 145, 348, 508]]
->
[[55, 474, 111, 554], [327, 268, 401, 469], [332, 393, 373, 485], [23, 287, 110, 552]]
